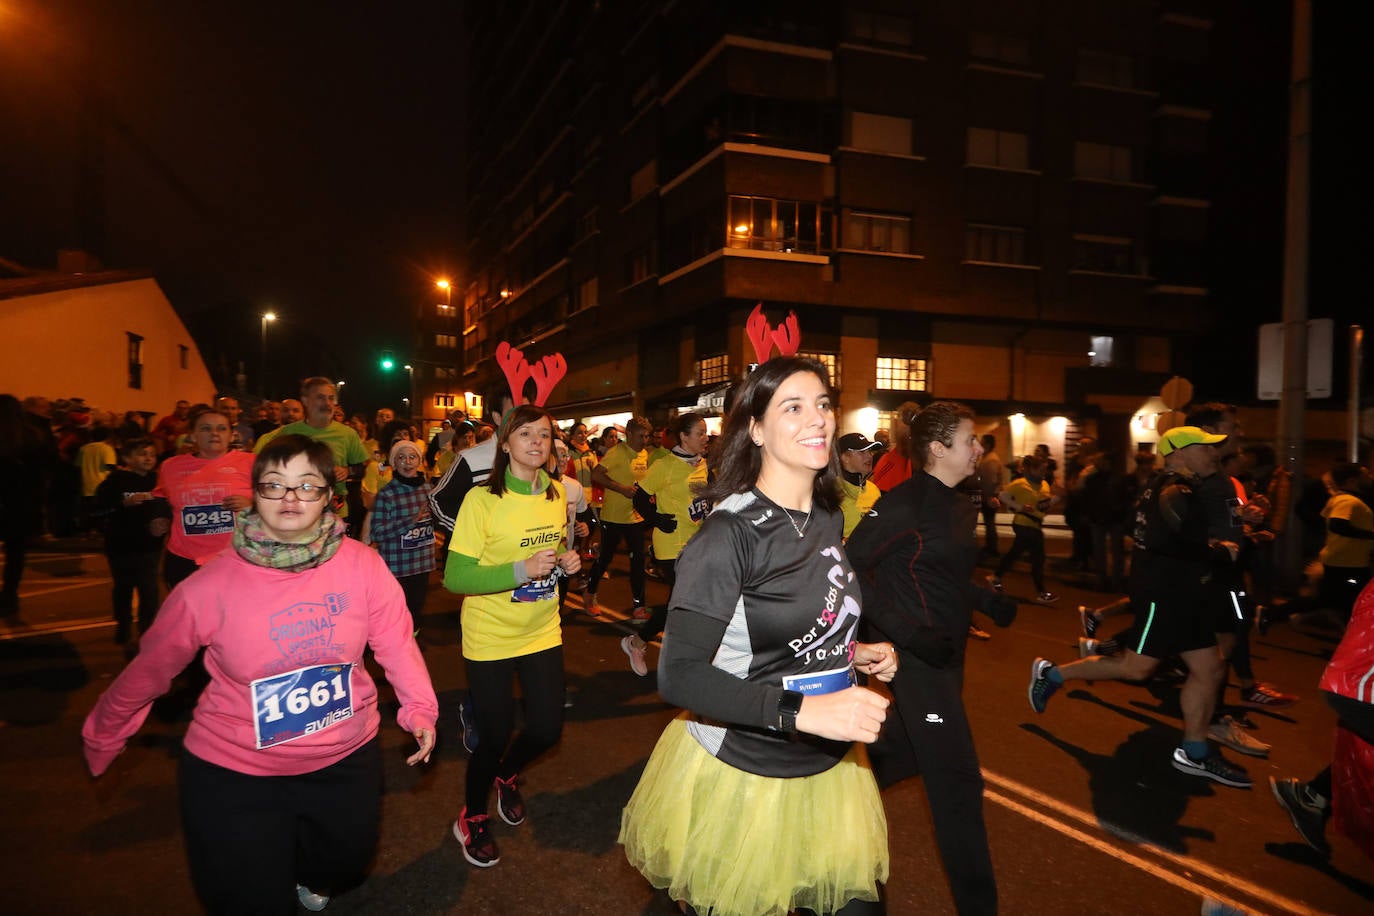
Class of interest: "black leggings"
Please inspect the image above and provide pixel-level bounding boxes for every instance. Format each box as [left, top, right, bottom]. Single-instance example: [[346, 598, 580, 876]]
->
[[586, 520, 646, 605], [996, 525, 1045, 592], [871, 658, 996, 915], [464, 645, 565, 814], [636, 558, 677, 641], [179, 738, 383, 915], [396, 572, 428, 631]]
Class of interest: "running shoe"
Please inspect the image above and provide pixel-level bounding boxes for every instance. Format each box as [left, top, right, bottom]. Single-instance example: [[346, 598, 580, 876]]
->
[[986, 574, 1003, 591], [459, 695, 479, 754], [968, 624, 992, 641], [1206, 715, 1271, 757], [585, 594, 603, 617], [1028, 658, 1059, 713], [296, 885, 329, 912], [1269, 777, 1330, 855], [1077, 637, 1099, 658], [1170, 747, 1252, 788], [494, 774, 526, 826], [621, 635, 649, 676], [454, 807, 500, 867], [1078, 605, 1099, 639], [1238, 683, 1298, 709], [1033, 591, 1058, 605], [631, 604, 651, 621]]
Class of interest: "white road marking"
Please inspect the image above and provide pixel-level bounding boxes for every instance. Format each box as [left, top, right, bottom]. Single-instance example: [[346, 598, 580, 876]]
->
[[983, 769, 1329, 915], [13, 579, 112, 598], [0, 619, 115, 641]]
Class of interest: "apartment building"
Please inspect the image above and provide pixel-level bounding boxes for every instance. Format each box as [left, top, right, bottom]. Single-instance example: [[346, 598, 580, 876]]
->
[[446, 0, 1226, 460]]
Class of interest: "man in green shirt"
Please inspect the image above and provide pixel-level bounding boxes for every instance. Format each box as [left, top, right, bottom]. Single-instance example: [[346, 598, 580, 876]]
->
[[255, 377, 369, 521]]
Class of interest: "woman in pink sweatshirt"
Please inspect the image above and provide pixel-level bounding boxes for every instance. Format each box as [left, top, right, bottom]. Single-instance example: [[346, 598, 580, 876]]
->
[[83, 434, 438, 915]]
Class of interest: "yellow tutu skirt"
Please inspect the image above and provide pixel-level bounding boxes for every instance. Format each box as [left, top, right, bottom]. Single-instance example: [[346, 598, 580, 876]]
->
[[619, 713, 889, 916]]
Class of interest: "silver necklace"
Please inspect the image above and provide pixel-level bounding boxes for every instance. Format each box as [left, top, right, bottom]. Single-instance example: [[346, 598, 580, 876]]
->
[[781, 504, 812, 538]]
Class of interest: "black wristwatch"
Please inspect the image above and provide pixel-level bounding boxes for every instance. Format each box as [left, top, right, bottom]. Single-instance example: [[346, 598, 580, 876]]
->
[[775, 690, 804, 734]]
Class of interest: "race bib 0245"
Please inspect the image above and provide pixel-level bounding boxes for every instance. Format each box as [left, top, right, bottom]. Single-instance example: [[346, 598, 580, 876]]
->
[[181, 504, 235, 536]]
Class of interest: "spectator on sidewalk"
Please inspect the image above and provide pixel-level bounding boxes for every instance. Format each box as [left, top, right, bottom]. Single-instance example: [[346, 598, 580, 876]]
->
[[975, 434, 1003, 558]]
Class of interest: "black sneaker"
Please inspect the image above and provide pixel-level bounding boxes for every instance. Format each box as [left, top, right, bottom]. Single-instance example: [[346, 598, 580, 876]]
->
[[1270, 777, 1330, 855], [494, 774, 526, 826], [1028, 658, 1059, 713], [454, 807, 500, 867], [459, 695, 479, 754], [1078, 605, 1099, 639], [1171, 747, 1252, 788]]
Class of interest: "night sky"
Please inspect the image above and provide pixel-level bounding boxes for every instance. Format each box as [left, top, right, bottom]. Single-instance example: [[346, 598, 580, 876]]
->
[[0, 2, 1363, 411], [1, 0, 466, 410]]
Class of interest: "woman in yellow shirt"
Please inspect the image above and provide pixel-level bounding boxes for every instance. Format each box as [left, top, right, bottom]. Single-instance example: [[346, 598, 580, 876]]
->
[[443, 404, 581, 869]]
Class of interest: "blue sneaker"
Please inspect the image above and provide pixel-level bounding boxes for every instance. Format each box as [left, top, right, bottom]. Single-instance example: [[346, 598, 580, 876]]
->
[[459, 694, 479, 754], [1028, 658, 1060, 713]]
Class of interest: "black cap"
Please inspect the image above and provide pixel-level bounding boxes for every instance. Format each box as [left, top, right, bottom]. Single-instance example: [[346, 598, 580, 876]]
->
[[839, 432, 883, 452]]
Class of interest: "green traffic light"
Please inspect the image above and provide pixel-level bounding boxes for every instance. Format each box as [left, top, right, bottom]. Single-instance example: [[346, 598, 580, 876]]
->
[[380, 349, 395, 371], [381, 358, 394, 370]]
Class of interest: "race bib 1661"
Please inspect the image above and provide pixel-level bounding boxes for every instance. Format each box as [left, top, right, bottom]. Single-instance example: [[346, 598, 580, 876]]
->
[[251, 663, 354, 749]]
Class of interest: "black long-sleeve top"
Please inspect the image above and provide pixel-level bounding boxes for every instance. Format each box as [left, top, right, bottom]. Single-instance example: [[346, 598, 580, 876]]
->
[[846, 471, 997, 668]]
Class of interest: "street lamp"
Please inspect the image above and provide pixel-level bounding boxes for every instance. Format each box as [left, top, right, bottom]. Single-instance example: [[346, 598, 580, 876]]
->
[[436, 278, 452, 310], [259, 312, 277, 396], [404, 364, 415, 419]]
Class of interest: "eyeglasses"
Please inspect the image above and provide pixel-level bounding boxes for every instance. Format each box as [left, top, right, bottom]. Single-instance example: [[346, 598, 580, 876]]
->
[[254, 482, 329, 502]]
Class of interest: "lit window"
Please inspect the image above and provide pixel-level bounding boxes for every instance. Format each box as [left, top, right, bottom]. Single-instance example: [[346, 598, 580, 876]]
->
[[1089, 336, 1115, 367], [967, 127, 1029, 169], [727, 195, 831, 254], [797, 351, 841, 387], [695, 354, 729, 386], [435, 334, 458, 348], [437, 302, 456, 317], [435, 394, 457, 408], [875, 357, 928, 391]]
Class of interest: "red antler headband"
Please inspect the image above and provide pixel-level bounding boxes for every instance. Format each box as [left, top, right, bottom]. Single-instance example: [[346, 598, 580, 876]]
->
[[745, 303, 801, 364], [496, 341, 567, 407]]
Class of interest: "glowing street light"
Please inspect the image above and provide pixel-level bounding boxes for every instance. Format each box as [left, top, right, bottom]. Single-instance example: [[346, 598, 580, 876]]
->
[[259, 311, 277, 396]]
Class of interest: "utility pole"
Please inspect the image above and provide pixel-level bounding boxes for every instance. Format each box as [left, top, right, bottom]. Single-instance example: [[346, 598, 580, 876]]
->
[[1274, 0, 1313, 591]]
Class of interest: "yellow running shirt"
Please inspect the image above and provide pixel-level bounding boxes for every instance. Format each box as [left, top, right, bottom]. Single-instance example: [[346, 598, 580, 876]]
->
[[639, 454, 710, 560], [450, 480, 568, 661], [599, 442, 648, 525]]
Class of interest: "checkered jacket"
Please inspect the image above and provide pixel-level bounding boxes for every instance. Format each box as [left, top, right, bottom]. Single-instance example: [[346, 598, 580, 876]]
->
[[369, 478, 436, 578]]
